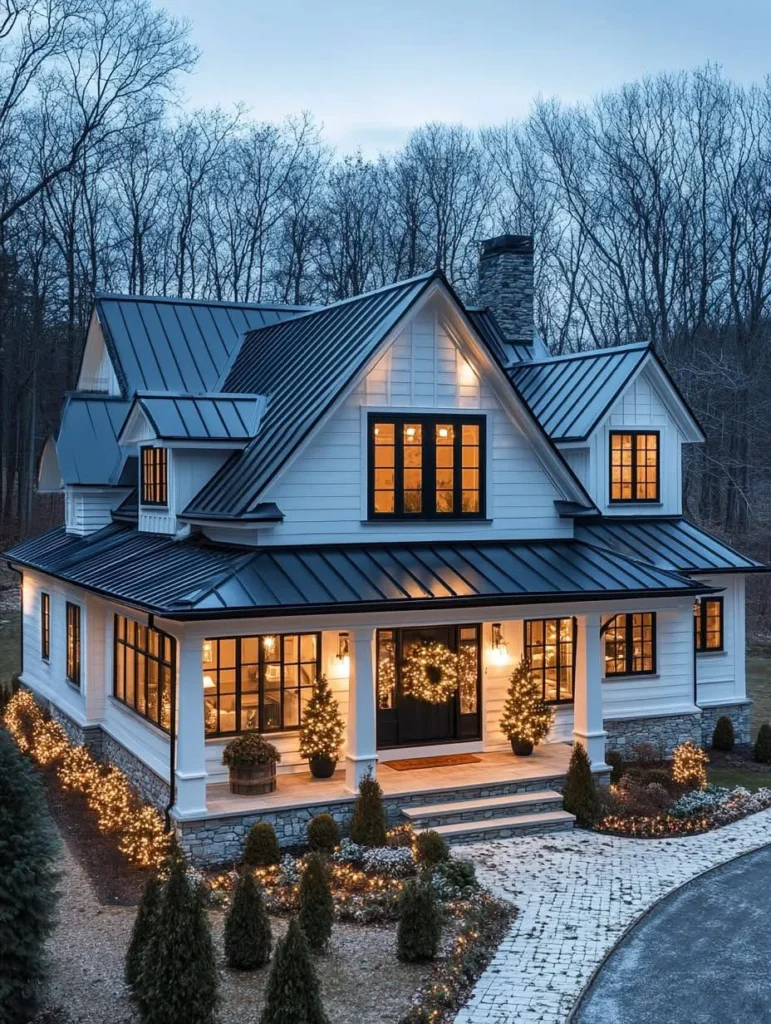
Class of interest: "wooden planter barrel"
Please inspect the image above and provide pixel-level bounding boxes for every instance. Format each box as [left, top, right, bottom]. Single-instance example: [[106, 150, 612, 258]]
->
[[228, 761, 277, 795]]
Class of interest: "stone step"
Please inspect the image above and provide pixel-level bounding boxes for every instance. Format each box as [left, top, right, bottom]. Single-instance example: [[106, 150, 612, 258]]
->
[[401, 789, 564, 828], [415, 809, 576, 845]]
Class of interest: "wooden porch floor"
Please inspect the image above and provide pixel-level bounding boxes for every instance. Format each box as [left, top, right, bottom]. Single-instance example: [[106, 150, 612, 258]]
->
[[204, 743, 573, 818]]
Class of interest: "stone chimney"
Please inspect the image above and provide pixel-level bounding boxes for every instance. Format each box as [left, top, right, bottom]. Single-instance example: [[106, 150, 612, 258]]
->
[[477, 234, 534, 345]]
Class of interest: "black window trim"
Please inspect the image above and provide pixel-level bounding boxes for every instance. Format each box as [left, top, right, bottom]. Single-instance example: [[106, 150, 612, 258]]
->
[[523, 616, 577, 705], [112, 614, 176, 734], [203, 632, 322, 738], [41, 591, 50, 662], [140, 444, 169, 508], [608, 429, 661, 504], [65, 601, 81, 688], [367, 412, 487, 521], [694, 597, 724, 653], [603, 611, 657, 677]]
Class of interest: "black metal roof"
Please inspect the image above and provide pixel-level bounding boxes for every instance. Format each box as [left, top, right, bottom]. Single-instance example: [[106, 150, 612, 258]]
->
[[510, 343, 650, 441], [95, 294, 309, 396], [128, 393, 262, 441], [56, 396, 131, 486], [575, 517, 765, 574], [184, 273, 438, 519], [6, 524, 714, 618]]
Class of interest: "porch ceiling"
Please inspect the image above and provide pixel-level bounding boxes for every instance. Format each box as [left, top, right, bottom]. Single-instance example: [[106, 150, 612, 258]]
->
[[5, 524, 715, 619]]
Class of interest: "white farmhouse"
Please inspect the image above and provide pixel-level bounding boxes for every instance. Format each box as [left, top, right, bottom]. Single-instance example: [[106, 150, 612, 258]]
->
[[7, 236, 762, 864]]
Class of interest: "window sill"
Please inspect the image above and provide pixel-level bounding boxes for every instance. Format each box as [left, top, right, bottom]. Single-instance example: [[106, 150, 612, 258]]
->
[[362, 517, 493, 526], [603, 673, 660, 683], [65, 678, 82, 692], [608, 502, 663, 508], [696, 649, 727, 657]]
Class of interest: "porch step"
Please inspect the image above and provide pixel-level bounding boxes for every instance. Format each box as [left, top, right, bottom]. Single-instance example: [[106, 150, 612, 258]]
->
[[401, 789, 565, 829], [415, 809, 576, 845]]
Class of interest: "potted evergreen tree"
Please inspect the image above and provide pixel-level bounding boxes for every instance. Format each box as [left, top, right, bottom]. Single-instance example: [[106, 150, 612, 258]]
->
[[299, 676, 344, 779], [222, 731, 280, 794], [500, 656, 554, 756]]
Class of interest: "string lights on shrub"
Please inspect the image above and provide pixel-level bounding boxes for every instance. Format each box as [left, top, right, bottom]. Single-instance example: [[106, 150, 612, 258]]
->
[[672, 740, 709, 789], [4, 690, 169, 869], [401, 641, 459, 704]]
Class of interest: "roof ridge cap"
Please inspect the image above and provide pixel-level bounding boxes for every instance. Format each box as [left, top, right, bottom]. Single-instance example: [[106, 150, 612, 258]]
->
[[94, 292, 312, 312], [515, 341, 651, 367]]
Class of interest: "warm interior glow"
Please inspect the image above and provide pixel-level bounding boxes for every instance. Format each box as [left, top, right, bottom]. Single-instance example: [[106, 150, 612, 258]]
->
[[203, 674, 215, 690], [202, 639, 213, 664]]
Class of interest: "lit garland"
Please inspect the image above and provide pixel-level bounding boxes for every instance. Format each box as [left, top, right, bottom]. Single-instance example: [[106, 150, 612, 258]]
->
[[672, 740, 709, 789], [596, 813, 713, 838], [3, 690, 169, 869], [499, 656, 553, 746], [401, 642, 458, 704], [299, 675, 344, 760]]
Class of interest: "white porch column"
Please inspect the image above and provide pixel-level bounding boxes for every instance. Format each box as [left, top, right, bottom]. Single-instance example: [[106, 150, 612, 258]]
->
[[573, 611, 607, 768], [172, 635, 208, 817], [345, 626, 378, 791]]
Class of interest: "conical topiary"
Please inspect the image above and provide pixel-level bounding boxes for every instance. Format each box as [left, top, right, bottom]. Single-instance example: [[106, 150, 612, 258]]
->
[[396, 877, 441, 962], [259, 917, 329, 1024], [754, 723, 771, 763], [712, 715, 735, 752], [243, 822, 281, 867], [499, 657, 554, 752], [224, 870, 272, 970], [141, 846, 219, 1024], [0, 727, 60, 1024], [349, 773, 387, 847], [299, 676, 344, 764], [298, 853, 334, 952], [562, 742, 600, 824], [125, 874, 163, 997]]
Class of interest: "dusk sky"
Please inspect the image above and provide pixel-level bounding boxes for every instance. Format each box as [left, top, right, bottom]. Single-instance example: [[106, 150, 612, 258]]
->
[[161, 0, 771, 154]]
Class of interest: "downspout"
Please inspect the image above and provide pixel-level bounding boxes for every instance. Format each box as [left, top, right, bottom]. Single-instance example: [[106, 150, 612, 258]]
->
[[149, 613, 177, 831]]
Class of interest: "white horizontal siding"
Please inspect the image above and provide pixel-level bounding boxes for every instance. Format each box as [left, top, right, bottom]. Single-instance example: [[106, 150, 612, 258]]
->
[[696, 575, 746, 708], [261, 301, 571, 545], [65, 487, 127, 536]]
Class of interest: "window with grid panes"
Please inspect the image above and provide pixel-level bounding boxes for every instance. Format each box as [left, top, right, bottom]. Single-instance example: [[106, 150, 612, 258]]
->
[[113, 616, 174, 732], [524, 618, 576, 703], [609, 432, 659, 502], [604, 612, 656, 676], [140, 446, 168, 506], [694, 598, 723, 652]]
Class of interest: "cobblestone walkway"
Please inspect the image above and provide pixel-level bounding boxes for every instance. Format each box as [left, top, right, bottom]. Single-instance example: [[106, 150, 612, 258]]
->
[[455, 809, 771, 1024]]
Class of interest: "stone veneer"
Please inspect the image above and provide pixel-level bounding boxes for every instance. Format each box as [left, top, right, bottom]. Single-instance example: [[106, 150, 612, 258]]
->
[[700, 700, 752, 746], [604, 711, 702, 758], [477, 234, 534, 343], [100, 731, 170, 811]]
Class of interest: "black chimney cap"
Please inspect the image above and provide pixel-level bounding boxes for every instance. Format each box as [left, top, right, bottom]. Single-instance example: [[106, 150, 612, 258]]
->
[[479, 234, 534, 258]]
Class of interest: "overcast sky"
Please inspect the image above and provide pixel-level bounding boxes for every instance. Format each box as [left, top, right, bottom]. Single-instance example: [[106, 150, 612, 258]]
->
[[160, 0, 771, 155]]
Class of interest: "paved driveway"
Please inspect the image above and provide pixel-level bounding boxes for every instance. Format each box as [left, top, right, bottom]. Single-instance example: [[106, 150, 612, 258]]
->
[[574, 844, 771, 1024]]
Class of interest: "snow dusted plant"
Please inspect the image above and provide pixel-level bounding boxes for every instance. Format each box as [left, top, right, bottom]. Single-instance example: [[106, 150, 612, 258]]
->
[[278, 853, 300, 886], [670, 785, 733, 817], [362, 845, 415, 877], [332, 838, 365, 865]]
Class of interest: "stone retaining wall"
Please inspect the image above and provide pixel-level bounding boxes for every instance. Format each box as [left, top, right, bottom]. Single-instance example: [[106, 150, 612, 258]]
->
[[605, 712, 702, 758], [700, 701, 752, 746]]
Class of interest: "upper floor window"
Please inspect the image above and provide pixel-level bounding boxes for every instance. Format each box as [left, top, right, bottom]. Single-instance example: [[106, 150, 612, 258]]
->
[[609, 431, 659, 502], [41, 592, 50, 661], [203, 632, 320, 736], [604, 612, 656, 676], [694, 598, 723, 652], [66, 602, 81, 687], [114, 616, 175, 732], [141, 446, 168, 506], [524, 617, 575, 704], [368, 414, 485, 519]]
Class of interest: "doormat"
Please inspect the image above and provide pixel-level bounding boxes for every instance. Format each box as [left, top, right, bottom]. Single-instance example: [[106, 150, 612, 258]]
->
[[382, 754, 482, 771]]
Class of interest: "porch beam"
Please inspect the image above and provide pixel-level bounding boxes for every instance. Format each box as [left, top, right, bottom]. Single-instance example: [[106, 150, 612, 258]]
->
[[173, 635, 208, 817], [345, 626, 377, 791], [573, 611, 607, 768]]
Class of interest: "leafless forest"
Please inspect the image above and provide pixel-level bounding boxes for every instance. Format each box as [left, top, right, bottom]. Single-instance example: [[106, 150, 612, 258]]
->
[[0, 2, 769, 608]]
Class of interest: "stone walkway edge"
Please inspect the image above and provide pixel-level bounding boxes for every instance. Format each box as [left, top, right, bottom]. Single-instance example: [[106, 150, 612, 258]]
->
[[454, 808, 771, 1024]]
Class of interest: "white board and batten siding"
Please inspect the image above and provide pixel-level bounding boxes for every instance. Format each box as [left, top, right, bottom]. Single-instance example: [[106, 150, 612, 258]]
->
[[261, 301, 572, 545], [695, 574, 746, 709], [559, 366, 684, 516], [66, 487, 129, 536], [139, 449, 231, 535]]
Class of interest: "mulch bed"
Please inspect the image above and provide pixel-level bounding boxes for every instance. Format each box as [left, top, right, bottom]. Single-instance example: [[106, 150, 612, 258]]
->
[[41, 767, 148, 906], [708, 746, 771, 773]]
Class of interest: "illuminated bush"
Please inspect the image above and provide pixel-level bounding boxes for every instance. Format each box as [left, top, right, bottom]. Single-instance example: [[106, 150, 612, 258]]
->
[[672, 741, 709, 789]]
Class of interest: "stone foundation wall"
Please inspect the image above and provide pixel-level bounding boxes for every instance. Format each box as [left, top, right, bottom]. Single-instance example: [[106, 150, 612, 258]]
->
[[700, 701, 752, 747], [100, 732, 170, 811], [605, 712, 702, 758]]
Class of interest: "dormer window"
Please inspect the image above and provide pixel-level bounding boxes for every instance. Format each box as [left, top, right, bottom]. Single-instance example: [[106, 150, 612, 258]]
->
[[609, 431, 659, 503], [141, 446, 168, 507], [368, 414, 485, 520]]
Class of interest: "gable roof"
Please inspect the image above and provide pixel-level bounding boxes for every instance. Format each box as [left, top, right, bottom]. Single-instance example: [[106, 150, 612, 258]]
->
[[55, 395, 131, 486], [5, 524, 714, 618], [575, 517, 765, 574], [121, 393, 263, 442], [94, 294, 309, 396], [509, 343, 651, 441], [184, 273, 439, 519]]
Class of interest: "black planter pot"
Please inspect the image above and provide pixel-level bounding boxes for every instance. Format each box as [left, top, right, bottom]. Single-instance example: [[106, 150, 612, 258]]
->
[[309, 755, 337, 779], [511, 738, 534, 757]]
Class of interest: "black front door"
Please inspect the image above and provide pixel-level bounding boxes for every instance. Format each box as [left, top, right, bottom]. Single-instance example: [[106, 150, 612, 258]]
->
[[376, 625, 482, 749]]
